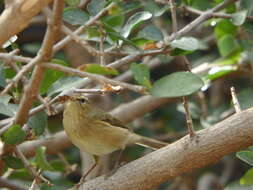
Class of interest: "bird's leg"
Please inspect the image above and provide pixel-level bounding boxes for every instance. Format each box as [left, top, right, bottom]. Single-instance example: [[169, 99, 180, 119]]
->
[[105, 148, 125, 179], [114, 148, 124, 169], [76, 155, 98, 187]]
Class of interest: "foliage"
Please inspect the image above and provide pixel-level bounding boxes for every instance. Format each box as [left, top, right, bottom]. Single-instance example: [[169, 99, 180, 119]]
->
[[0, 0, 253, 189]]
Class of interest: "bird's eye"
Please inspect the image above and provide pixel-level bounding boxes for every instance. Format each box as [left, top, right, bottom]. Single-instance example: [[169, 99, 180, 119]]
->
[[77, 98, 86, 103]]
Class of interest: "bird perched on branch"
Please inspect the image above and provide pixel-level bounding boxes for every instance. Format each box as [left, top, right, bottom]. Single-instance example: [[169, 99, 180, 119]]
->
[[62, 95, 168, 184]]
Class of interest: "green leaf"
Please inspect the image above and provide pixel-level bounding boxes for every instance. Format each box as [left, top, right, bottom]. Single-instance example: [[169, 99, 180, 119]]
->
[[143, 0, 169, 17], [121, 11, 152, 38], [3, 156, 24, 169], [47, 76, 87, 97], [170, 48, 193, 56], [215, 19, 237, 40], [171, 37, 199, 51], [130, 63, 152, 89], [0, 103, 18, 117], [0, 95, 12, 105], [87, 0, 106, 16], [217, 34, 240, 57], [206, 65, 237, 80], [50, 159, 66, 172], [35, 146, 54, 171], [231, 10, 248, 26], [249, 146, 253, 151], [28, 111, 47, 136], [0, 64, 6, 87], [62, 8, 89, 26], [40, 59, 67, 94], [103, 14, 125, 31], [240, 0, 253, 15], [240, 168, 253, 185], [2, 125, 26, 145], [236, 151, 253, 166], [214, 52, 241, 65], [107, 31, 140, 48], [81, 64, 119, 76], [150, 71, 204, 97], [138, 25, 163, 41], [65, 0, 80, 6], [119, 1, 142, 13]]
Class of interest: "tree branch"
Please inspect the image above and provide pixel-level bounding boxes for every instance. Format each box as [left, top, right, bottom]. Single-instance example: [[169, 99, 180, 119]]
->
[[14, 0, 64, 126], [80, 107, 253, 190], [0, 0, 53, 46]]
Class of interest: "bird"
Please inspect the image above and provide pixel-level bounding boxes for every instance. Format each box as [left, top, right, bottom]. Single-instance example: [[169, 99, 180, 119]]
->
[[62, 94, 168, 183]]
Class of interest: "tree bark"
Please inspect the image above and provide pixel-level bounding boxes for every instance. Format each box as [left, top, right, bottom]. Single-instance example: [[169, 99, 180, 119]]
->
[[79, 107, 253, 190]]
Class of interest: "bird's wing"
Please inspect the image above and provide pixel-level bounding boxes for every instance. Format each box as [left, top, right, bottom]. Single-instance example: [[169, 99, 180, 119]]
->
[[87, 107, 129, 129]]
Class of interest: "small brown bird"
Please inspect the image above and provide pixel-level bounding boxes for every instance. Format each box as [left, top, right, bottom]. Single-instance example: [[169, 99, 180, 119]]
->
[[62, 95, 167, 183]]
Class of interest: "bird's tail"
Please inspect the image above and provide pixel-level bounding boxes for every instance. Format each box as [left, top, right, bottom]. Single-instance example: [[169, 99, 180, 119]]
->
[[135, 136, 168, 150]]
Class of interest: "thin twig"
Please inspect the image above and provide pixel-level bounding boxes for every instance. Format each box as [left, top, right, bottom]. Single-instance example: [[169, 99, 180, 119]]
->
[[182, 97, 195, 137], [99, 23, 106, 66], [182, 5, 253, 20], [52, 2, 115, 54], [0, 177, 28, 190], [167, 0, 239, 43], [169, 0, 178, 33], [43, 62, 146, 94], [28, 178, 38, 190], [230, 86, 241, 113], [169, 0, 195, 137], [15, 147, 50, 185]]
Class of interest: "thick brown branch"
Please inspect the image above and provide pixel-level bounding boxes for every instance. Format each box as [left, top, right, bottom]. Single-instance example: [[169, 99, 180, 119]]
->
[[80, 107, 253, 190], [14, 0, 64, 126], [0, 0, 53, 46]]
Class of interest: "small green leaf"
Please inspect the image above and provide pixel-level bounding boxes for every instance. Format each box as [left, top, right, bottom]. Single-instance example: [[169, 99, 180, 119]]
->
[[50, 159, 66, 172], [65, 0, 80, 6], [28, 111, 47, 136], [120, 1, 142, 13], [3, 156, 24, 169], [130, 63, 152, 89], [231, 10, 248, 26], [218, 34, 240, 57], [121, 11, 152, 38], [236, 151, 253, 166], [143, 0, 169, 17], [62, 8, 89, 26], [249, 146, 253, 152], [0, 64, 6, 87], [240, 168, 253, 185], [107, 31, 140, 48], [240, 0, 253, 15], [2, 125, 26, 145], [35, 146, 54, 171], [103, 14, 125, 31], [215, 19, 237, 40], [0, 95, 12, 105], [138, 25, 163, 41], [206, 65, 237, 80], [170, 48, 193, 56], [81, 64, 119, 76], [171, 37, 199, 51], [47, 76, 86, 97], [87, 0, 106, 16], [150, 71, 204, 97], [40, 59, 67, 94], [0, 103, 18, 117]]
